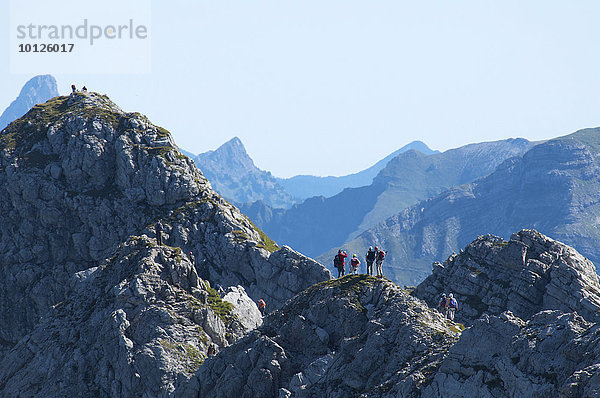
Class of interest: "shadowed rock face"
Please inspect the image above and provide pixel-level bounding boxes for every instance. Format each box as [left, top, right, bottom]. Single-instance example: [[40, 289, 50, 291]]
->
[[0, 92, 330, 395], [0, 75, 59, 132], [179, 276, 463, 398], [414, 230, 600, 326]]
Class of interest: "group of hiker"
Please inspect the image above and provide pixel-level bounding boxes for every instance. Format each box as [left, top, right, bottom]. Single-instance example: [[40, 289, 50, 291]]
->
[[71, 84, 88, 93], [333, 246, 387, 278], [437, 293, 459, 320]]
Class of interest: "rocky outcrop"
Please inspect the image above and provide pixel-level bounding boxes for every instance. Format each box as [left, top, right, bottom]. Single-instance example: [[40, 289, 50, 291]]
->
[[0, 75, 59, 131], [414, 230, 600, 325], [179, 232, 600, 398], [179, 275, 463, 398], [423, 310, 600, 398], [0, 92, 330, 395], [0, 236, 261, 397]]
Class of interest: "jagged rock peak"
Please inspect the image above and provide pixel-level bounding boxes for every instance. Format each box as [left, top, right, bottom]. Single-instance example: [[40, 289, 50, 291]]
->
[[0, 235, 262, 397], [180, 275, 464, 397], [0, 75, 59, 132], [415, 229, 600, 325]]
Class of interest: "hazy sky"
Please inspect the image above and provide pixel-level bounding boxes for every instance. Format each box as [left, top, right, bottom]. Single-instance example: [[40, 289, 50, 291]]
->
[[2, 1, 600, 177]]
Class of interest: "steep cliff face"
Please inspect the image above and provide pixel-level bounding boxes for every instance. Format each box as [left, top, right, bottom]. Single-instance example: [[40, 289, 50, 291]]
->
[[180, 275, 463, 398], [0, 92, 331, 395]]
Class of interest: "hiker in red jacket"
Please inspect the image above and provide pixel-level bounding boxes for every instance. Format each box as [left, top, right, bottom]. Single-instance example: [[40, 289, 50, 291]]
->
[[333, 249, 348, 278], [350, 254, 360, 275]]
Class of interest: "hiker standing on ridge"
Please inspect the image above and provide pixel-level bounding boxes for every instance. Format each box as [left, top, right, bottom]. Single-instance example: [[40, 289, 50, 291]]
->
[[365, 247, 376, 275], [350, 254, 360, 275], [437, 293, 448, 318], [333, 249, 348, 278], [71, 84, 76, 93], [189, 251, 195, 266], [155, 221, 163, 246], [447, 293, 458, 320], [257, 299, 266, 316], [375, 248, 386, 277]]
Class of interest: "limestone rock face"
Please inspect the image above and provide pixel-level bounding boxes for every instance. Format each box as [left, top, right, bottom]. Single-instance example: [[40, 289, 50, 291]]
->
[[414, 230, 600, 325], [0, 92, 330, 395], [179, 276, 463, 398], [0, 236, 261, 397], [423, 310, 600, 398]]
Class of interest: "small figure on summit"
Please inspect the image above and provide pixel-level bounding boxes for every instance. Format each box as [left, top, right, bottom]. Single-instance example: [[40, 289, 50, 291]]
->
[[447, 293, 458, 320], [82, 86, 88, 92], [257, 298, 266, 316], [333, 249, 348, 278], [365, 246, 376, 276], [375, 248, 386, 277], [350, 254, 360, 275], [155, 221, 163, 246], [71, 84, 77, 93]]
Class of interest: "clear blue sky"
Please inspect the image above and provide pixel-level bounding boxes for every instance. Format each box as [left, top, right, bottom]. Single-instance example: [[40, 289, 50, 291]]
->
[[2, 1, 600, 177]]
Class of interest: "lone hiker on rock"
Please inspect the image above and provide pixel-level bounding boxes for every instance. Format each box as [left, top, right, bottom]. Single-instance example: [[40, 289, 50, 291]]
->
[[447, 293, 458, 320], [189, 251, 195, 265], [257, 299, 266, 316], [365, 247, 376, 276], [375, 248, 386, 277], [155, 221, 163, 245], [350, 254, 360, 275], [207, 344, 216, 357], [71, 84, 76, 93], [333, 249, 348, 278], [437, 293, 448, 318]]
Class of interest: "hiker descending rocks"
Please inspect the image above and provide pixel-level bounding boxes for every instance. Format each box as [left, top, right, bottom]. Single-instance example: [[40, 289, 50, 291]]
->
[[155, 221, 163, 245], [207, 344, 216, 357], [333, 249, 348, 278], [375, 247, 386, 277], [447, 293, 458, 320], [350, 254, 360, 275], [437, 293, 448, 318], [366, 247, 376, 276], [257, 299, 266, 316]]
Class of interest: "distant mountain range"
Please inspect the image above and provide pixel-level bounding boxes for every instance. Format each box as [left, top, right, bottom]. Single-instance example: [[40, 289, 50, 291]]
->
[[245, 138, 535, 260], [275, 140, 439, 200], [0, 75, 58, 131], [185, 138, 438, 208], [327, 127, 600, 286]]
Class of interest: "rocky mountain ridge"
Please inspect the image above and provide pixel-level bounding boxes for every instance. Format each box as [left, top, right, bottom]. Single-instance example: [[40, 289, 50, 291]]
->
[[0, 92, 331, 395], [180, 230, 600, 397], [0, 75, 58, 131]]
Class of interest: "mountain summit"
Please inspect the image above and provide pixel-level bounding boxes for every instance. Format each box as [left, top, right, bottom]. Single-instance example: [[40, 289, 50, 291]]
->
[[193, 137, 296, 208], [0, 92, 330, 395], [0, 75, 58, 131]]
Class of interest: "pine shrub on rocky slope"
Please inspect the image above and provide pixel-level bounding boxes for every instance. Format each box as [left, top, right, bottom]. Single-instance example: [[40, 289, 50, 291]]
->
[[0, 92, 330, 395]]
